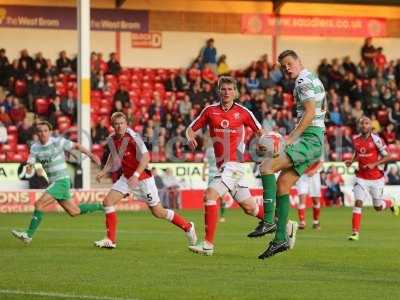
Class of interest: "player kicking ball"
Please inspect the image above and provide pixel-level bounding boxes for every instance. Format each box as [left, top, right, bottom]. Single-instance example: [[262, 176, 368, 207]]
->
[[296, 160, 323, 230], [345, 116, 399, 241], [11, 121, 104, 244], [248, 50, 326, 259], [94, 112, 197, 249]]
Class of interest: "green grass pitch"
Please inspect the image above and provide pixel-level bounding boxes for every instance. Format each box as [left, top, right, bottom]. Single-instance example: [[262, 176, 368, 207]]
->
[[0, 208, 399, 300]]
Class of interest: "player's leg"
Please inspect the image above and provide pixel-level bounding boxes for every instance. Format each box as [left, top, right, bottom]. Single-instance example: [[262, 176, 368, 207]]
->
[[295, 175, 307, 229], [297, 194, 307, 229], [95, 176, 128, 248], [11, 192, 55, 244], [349, 179, 366, 241], [310, 173, 322, 229], [370, 178, 398, 215], [258, 168, 299, 259], [250, 154, 293, 237], [141, 177, 196, 245]]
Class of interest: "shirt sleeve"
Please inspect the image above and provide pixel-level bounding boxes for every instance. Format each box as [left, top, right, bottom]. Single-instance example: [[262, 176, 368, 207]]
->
[[296, 79, 316, 102], [189, 106, 209, 131], [372, 134, 388, 156], [243, 109, 262, 131], [132, 133, 148, 155], [27, 147, 37, 164], [60, 137, 74, 151]]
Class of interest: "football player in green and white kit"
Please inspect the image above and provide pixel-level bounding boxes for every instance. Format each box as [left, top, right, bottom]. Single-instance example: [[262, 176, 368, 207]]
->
[[248, 50, 326, 259], [11, 121, 103, 244]]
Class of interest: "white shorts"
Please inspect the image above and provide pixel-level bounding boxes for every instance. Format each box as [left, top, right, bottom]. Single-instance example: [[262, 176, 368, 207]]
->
[[296, 173, 321, 198], [111, 176, 160, 207], [353, 177, 384, 207], [209, 162, 251, 203]]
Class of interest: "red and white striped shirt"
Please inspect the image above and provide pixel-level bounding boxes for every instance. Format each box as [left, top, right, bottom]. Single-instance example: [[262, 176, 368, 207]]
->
[[189, 102, 261, 168]]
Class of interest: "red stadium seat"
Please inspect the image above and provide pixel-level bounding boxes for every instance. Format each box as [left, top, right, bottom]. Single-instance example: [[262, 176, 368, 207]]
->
[[17, 144, 28, 152], [194, 152, 205, 162], [0, 152, 6, 162], [15, 79, 27, 96], [342, 152, 353, 161], [7, 125, 18, 135], [7, 134, 17, 147], [35, 98, 50, 115], [376, 110, 389, 126]]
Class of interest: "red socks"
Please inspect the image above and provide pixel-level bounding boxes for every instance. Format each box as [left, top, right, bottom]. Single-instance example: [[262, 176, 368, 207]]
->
[[298, 203, 306, 223], [166, 209, 191, 232], [105, 206, 117, 243], [352, 207, 362, 233], [204, 200, 218, 244], [313, 204, 321, 223]]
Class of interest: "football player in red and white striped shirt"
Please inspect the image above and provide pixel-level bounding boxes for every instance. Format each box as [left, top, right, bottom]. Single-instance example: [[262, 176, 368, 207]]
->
[[94, 112, 197, 249], [344, 116, 398, 241], [186, 76, 266, 255]]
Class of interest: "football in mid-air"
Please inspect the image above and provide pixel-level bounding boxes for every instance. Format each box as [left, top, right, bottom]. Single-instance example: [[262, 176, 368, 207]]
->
[[256, 132, 285, 158]]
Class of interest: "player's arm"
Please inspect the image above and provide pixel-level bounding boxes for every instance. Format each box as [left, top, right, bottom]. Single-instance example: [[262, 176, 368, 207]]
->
[[128, 134, 150, 186], [186, 106, 209, 150], [287, 100, 315, 145], [96, 153, 113, 183], [73, 143, 101, 166], [242, 108, 263, 136], [344, 153, 356, 168], [367, 135, 393, 169]]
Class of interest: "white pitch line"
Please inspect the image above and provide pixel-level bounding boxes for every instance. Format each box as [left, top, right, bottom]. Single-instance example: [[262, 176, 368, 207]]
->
[[0, 289, 138, 300]]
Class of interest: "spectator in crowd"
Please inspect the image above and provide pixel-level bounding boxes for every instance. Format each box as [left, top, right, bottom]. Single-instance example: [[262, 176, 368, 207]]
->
[[48, 95, 63, 127], [262, 112, 276, 131], [351, 100, 364, 122], [18, 49, 34, 72], [112, 100, 124, 115], [91, 118, 109, 145], [199, 38, 217, 73], [161, 168, 181, 209], [41, 75, 56, 99], [382, 123, 396, 145], [374, 47, 387, 71], [217, 54, 230, 76], [246, 70, 261, 93], [361, 37, 376, 65], [107, 52, 121, 75], [9, 97, 26, 126], [0, 121, 7, 144], [259, 68, 275, 90], [34, 52, 47, 77], [113, 84, 130, 108], [179, 94, 192, 123], [165, 72, 178, 92], [389, 102, 400, 126], [92, 70, 108, 91], [61, 90, 77, 120], [176, 68, 189, 91], [387, 165, 400, 185], [0, 48, 10, 86], [92, 52, 107, 73], [18, 118, 34, 144], [0, 105, 12, 126], [342, 56, 357, 75], [329, 106, 343, 126], [56, 50, 72, 73]]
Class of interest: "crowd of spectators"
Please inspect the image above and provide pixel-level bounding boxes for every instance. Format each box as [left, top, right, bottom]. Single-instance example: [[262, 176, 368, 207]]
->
[[1, 38, 400, 179]]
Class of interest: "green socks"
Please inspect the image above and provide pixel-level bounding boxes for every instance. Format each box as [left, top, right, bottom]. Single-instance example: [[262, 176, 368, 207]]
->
[[261, 174, 276, 223], [26, 210, 44, 238], [220, 201, 226, 218], [275, 194, 290, 242], [79, 203, 104, 215]]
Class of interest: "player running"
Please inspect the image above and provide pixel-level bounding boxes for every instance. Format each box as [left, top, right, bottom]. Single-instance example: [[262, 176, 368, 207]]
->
[[296, 160, 323, 230], [202, 133, 228, 222], [11, 121, 103, 244], [186, 76, 278, 256], [248, 50, 326, 259], [94, 112, 197, 249], [345, 116, 399, 241]]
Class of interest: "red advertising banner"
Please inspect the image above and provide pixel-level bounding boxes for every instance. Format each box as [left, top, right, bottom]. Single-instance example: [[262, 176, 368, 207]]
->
[[131, 32, 162, 48], [0, 188, 329, 213], [241, 14, 387, 37]]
